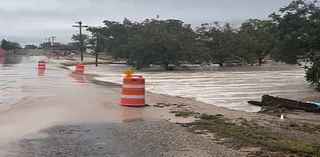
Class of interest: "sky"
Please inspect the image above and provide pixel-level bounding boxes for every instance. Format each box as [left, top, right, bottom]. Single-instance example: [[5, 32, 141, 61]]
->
[[0, 0, 293, 46]]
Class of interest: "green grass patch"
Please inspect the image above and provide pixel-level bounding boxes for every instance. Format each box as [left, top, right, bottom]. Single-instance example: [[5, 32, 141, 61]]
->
[[170, 109, 197, 118], [153, 104, 165, 108], [191, 114, 320, 156]]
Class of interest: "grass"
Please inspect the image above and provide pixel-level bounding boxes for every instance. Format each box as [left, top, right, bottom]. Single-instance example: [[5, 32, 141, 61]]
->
[[170, 109, 197, 118], [153, 104, 165, 108], [190, 114, 320, 156]]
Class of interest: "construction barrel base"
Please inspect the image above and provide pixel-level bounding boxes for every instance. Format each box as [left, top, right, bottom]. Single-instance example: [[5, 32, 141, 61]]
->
[[120, 98, 145, 107]]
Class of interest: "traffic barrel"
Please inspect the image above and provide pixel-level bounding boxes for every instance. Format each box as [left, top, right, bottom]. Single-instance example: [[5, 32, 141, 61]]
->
[[120, 75, 145, 106], [38, 61, 46, 70], [38, 69, 45, 76], [72, 73, 85, 83], [75, 64, 85, 74]]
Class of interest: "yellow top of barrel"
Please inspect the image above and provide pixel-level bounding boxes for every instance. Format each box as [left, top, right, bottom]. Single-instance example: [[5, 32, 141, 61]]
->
[[124, 68, 133, 77]]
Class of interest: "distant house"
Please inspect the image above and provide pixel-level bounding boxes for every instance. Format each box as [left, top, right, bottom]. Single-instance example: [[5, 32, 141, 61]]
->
[[0, 48, 5, 57], [24, 45, 38, 49]]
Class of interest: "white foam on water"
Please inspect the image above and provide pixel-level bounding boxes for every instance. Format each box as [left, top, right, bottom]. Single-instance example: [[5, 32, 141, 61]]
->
[[86, 64, 316, 112]]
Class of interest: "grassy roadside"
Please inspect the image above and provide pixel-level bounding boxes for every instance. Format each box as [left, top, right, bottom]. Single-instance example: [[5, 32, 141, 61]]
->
[[168, 107, 320, 156], [170, 109, 198, 118], [189, 114, 320, 156]]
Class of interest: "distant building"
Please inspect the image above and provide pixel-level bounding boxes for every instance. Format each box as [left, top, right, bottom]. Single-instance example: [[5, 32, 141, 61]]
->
[[24, 45, 38, 49]]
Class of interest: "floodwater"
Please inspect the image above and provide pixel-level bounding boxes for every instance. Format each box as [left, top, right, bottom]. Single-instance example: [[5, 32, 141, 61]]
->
[[0, 55, 317, 113], [86, 64, 317, 112], [0, 55, 159, 145], [0, 56, 119, 143], [0, 56, 80, 112], [0, 55, 163, 156]]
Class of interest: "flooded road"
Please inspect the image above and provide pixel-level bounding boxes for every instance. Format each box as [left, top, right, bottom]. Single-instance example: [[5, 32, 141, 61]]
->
[[86, 64, 317, 112], [0, 56, 146, 145], [0, 55, 244, 157], [0, 56, 85, 112]]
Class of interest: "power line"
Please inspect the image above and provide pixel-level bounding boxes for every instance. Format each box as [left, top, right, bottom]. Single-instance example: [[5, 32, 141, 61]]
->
[[72, 21, 88, 61]]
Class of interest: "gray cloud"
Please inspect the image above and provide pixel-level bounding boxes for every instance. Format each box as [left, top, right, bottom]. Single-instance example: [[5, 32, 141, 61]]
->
[[0, 0, 292, 45]]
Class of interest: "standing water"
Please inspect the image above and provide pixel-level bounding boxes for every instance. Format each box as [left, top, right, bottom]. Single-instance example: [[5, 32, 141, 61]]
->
[[85, 64, 317, 112], [0, 56, 86, 112]]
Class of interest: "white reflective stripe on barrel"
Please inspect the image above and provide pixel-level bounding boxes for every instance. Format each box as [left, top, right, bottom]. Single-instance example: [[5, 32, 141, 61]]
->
[[121, 95, 145, 99], [122, 85, 145, 89]]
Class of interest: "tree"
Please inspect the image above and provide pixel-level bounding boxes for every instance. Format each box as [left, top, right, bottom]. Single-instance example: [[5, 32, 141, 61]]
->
[[71, 34, 89, 51], [39, 42, 51, 49], [238, 19, 278, 65], [1, 39, 21, 50], [139, 19, 196, 70], [306, 52, 320, 90], [196, 23, 242, 66], [87, 27, 104, 53], [270, 0, 316, 63], [88, 18, 197, 70], [270, 0, 320, 91]]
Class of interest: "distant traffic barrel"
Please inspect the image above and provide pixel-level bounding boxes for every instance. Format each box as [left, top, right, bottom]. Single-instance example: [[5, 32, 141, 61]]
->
[[120, 75, 145, 106], [38, 61, 46, 70], [75, 63, 85, 74], [38, 69, 45, 76]]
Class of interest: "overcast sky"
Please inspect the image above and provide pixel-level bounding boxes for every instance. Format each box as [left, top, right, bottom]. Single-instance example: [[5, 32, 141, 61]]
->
[[0, 0, 292, 45]]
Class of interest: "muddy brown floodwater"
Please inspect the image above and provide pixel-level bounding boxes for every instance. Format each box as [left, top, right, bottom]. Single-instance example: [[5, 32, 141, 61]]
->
[[84, 63, 318, 112], [0, 56, 247, 157], [0, 56, 153, 155]]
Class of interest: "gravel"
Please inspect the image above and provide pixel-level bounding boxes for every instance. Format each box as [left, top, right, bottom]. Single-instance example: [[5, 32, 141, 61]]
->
[[6, 120, 246, 157]]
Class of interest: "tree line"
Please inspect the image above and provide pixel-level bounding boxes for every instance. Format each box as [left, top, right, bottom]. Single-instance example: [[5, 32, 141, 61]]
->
[[86, 1, 312, 70], [83, 0, 320, 90], [2, 0, 320, 90], [0, 39, 21, 51]]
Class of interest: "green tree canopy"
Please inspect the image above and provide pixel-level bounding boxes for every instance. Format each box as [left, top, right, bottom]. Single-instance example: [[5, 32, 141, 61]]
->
[[88, 18, 197, 70], [1, 39, 21, 50]]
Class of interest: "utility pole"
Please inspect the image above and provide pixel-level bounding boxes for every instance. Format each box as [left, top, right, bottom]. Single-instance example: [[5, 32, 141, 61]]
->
[[47, 38, 51, 49], [50, 36, 56, 50], [95, 32, 101, 67], [72, 21, 88, 61]]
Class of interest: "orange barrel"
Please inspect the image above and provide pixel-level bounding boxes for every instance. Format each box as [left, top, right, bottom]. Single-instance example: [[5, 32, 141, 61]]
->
[[38, 69, 45, 76], [120, 75, 145, 106], [75, 64, 85, 74], [38, 61, 46, 69]]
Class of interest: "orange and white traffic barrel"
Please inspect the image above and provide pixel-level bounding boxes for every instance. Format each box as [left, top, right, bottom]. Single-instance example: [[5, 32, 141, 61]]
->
[[120, 75, 145, 106], [38, 61, 46, 70], [38, 69, 45, 76], [75, 63, 85, 74]]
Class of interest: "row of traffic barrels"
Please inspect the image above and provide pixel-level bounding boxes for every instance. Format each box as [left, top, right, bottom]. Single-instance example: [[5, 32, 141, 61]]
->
[[38, 61, 85, 74], [38, 61, 146, 107]]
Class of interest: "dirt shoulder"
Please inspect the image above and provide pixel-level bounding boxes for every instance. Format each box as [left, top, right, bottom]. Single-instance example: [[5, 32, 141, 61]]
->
[[6, 121, 247, 157]]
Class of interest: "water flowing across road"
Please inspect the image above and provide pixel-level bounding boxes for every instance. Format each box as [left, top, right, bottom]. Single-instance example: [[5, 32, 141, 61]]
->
[[86, 64, 317, 112], [0, 56, 82, 112], [0, 55, 317, 113]]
